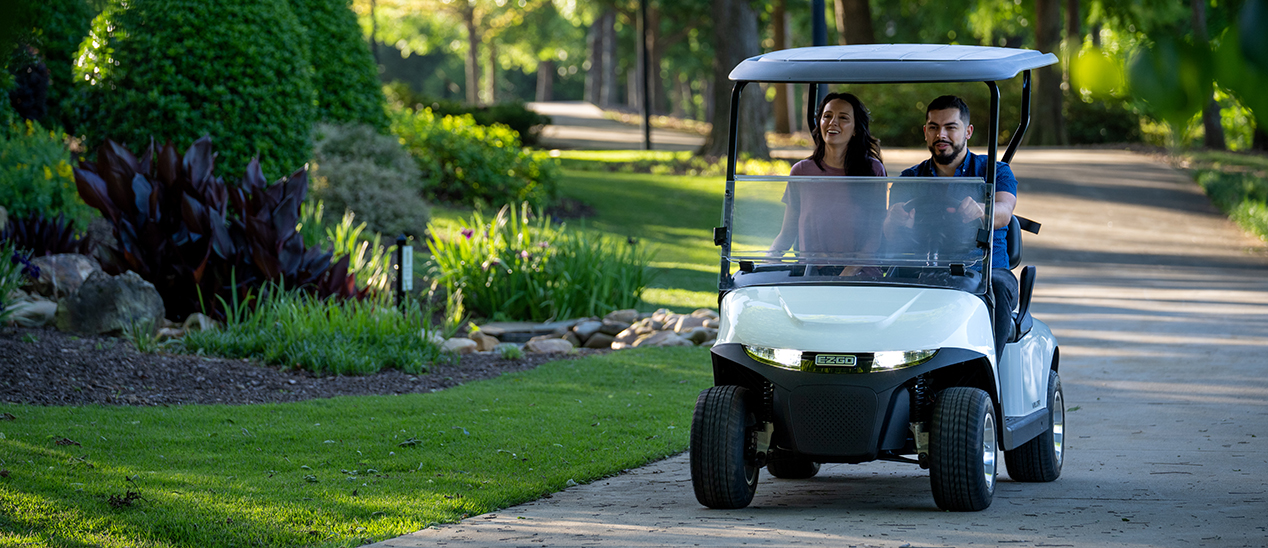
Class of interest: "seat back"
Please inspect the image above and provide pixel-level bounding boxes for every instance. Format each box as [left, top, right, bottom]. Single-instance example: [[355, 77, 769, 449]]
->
[[1005, 215, 1041, 270]]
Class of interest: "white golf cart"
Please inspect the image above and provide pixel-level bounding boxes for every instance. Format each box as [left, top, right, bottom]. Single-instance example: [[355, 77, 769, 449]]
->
[[690, 44, 1063, 512]]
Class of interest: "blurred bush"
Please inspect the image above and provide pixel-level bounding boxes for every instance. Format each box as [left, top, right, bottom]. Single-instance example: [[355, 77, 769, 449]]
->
[[391, 107, 559, 211], [311, 122, 431, 239], [1064, 95, 1142, 145], [73, 0, 316, 178], [0, 120, 96, 226], [385, 82, 551, 146], [288, 0, 388, 130]]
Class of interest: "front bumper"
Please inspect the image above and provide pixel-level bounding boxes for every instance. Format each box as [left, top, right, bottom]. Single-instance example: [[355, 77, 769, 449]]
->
[[711, 342, 985, 463]]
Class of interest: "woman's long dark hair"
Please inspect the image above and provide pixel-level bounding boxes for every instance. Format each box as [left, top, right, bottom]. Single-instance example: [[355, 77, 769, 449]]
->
[[810, 92, 883, 175]]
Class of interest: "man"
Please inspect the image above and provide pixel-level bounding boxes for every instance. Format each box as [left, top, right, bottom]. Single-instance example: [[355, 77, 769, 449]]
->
[[889, 95, 1019, 357]]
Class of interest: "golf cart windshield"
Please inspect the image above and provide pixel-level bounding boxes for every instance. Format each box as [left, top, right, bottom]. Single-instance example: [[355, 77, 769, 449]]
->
[[728, 175, 992, 294]]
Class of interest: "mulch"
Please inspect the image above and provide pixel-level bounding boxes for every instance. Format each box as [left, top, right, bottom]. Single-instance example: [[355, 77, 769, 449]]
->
[[0, 326, 608, 406]]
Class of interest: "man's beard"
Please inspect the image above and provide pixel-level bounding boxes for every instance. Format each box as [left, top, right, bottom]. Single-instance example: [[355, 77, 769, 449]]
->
[[929, 139, 964, 165]]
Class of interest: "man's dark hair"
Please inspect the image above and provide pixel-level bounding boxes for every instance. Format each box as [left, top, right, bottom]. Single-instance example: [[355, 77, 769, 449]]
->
[[926, 95, 970, 125]]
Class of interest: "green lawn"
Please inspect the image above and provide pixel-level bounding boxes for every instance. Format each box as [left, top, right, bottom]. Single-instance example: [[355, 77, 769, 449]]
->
[[0, 347, 711, 548], [1185, 150, 1268, 242]]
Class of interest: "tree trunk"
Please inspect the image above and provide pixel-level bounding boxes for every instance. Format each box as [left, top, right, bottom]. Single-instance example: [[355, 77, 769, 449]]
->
[[1063, 0, 1079, 82], [1192, 0, 1226, 150], [1031, 0, 1066, 145], [601, 11, 617, 107], [702, 0, 769, 159], [463, 6, 480, 105], [370, 0, 380, 65], [833, 0, 875, 45], [536, 60, 554, 102], [1253, 126, 1268, 151], [585, 19, 602, 105], [772, 0, 794, 133], [647, 5, 669, 115], [485, 40, 497, 105]]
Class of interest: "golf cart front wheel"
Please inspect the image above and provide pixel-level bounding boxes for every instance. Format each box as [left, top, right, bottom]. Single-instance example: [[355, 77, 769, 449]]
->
[[1005, 372, 1064, 482], [765, 449, 820, 479], [929, 387, 997, 511], [690, 385, 759, 509]]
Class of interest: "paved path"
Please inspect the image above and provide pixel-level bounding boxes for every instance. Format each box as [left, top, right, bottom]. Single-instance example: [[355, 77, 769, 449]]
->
[[375, 107, 1268, 547]]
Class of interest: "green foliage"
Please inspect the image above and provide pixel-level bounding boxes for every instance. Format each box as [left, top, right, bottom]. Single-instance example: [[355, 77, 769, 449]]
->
[[0, 120, 96, 225], [22, 0, 97, 131], [1064, 95, 1142, 145], [0, 347, 707, 547], [385, 82, 551, 146], [391, 106, 559, 211], [74, 0, 316, 178], [1188, 151, 1268, 242], [311, 122, 432, 239], [427, 203, 655, 322], [182, 289, 444, 375], [1, 212, 94, 257], [323, 208, 397, 293], [287, 0, 388, 129], [1128, 36, 1214, 138]]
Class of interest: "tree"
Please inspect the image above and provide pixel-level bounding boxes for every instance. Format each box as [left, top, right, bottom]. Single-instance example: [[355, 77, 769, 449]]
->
[[1190, 0, 1225, 149], [771, 0, 794, 133], [1031, 0, 1066, 145], [701, 0, 768, 159], [289, 0, 388, 129], [834, 0, 874, 44]]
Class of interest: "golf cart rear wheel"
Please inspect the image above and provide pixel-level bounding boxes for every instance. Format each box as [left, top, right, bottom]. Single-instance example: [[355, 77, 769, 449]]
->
[[1005, 372, 1064, 482], [690, 385, 759, 509], [929, 387, 997, 511], [765, 449, 820, 479]]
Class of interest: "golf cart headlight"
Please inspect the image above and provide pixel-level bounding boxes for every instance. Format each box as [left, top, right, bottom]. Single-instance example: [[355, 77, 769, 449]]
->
[[744, 345, 804, 370], [872, 349, 937, 371]]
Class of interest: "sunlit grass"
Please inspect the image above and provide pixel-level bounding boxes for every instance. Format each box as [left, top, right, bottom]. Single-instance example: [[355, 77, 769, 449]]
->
[[1185, 150, 1268, 242], [0, 347, 711, 548]]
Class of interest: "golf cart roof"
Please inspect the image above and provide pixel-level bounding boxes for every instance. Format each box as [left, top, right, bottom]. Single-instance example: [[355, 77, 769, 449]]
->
[[730, 44, 1058, 84]]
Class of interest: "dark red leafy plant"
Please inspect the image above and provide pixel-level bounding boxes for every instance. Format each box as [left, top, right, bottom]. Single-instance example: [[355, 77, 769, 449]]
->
[[74, 136, 360, 321]]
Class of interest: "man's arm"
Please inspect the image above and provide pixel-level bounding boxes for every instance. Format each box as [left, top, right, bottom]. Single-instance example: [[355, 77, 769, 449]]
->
[[993, 190, 1016, 229]]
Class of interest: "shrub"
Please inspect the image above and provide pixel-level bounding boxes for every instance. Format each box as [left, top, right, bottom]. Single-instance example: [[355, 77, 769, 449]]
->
[[0, 120, 96, 225], [287, 0, 387, 129], [73, 136, 361, 321], [15, 0, 96, 131], [73, 0, 315, 178], [384, 82, 551, 146], [181, 289, 444, 375], [1065, 95, 1142, 144], [427, 203, 655, 322], [311, 122, 431, 239], [392, 107, 560, 211], [1, 213, 93, 257]]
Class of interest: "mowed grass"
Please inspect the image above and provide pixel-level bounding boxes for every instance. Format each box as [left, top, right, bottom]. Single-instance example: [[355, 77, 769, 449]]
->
[[0, 347, 711, 548], [1186, 150, 1268, 242]]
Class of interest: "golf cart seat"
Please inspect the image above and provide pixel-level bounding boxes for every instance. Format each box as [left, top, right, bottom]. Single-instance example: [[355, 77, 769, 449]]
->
[[1007, 215, 1042, 340]]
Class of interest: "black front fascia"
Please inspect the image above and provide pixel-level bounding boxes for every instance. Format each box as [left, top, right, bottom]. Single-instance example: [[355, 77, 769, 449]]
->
[[711, 343, 986, 463]]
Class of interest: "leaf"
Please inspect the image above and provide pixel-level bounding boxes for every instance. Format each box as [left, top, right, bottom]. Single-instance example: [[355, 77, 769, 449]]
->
[[183, 135, 215, 189], [74, 167, 119, 223]]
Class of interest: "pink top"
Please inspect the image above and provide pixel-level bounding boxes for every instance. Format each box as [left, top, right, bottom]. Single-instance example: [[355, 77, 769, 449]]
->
[[782, 157, 887, 255]]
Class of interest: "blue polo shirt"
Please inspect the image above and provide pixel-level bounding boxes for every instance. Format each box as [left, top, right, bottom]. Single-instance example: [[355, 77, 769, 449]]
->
[[900, 150, 1018, 270]]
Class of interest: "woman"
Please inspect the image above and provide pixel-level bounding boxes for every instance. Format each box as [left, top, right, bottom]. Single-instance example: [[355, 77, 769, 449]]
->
[[767, 92, 886, 273]]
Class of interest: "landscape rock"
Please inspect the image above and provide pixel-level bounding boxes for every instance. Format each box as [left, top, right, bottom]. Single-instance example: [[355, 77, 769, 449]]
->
[[583, 332, 616, 349], [562, 330, 582, 347], [648, 308, 674, 324], [632, 330, 692, 348], [6, 299, 57, 327], [526, 338, 574, 353], [26, 254, 102, 299], [603, 309, 640, 324], [572, 320, 603, 341], [685, 327, 718, 345], [441, 338, 478, 354], [691, 308, 721, 320], [182, 313, 217, 332], [670, 315, 707, 333], [53, 270, 165, 335], [420, 330, 446, 345], [598, 319, 631, 336], [703, 319, 719, 329], [156, 327, 184, 341], [612, 327, 642, 347], [470, 331, 501, 352]]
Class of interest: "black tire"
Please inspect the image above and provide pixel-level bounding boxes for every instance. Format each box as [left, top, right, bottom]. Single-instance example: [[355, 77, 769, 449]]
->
[[690, 386, 759, 509], [929, 387, 997, 511], [1005, 372, 1064, 482], [765, 449, 820, 479]]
